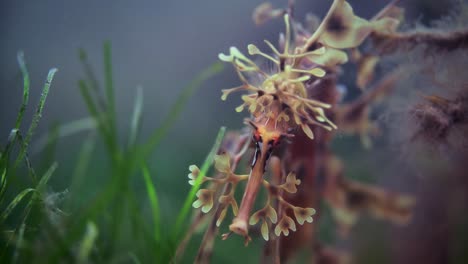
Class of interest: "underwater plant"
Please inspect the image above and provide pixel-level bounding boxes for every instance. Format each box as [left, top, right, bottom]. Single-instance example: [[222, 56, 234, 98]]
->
[[0, 44, 224, 263], [0, 52, 58, 263]]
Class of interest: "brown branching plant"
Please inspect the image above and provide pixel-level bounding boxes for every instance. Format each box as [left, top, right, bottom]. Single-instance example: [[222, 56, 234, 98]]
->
[[179, 0, 468, 263]]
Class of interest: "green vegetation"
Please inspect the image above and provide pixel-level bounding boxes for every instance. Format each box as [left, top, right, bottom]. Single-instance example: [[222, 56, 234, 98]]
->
[[0, 42, 225, 263]]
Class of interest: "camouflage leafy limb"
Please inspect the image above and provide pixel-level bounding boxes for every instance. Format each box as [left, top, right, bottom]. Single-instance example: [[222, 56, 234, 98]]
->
[[173, 126, 226, 240]]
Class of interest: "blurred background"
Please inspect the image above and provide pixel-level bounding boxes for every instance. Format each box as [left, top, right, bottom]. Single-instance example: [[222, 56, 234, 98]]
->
[[0, 0, 466, 263]]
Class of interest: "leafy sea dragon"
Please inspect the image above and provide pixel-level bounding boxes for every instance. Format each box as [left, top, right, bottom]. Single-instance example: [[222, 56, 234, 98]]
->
[[186, 0, 413, 262]]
